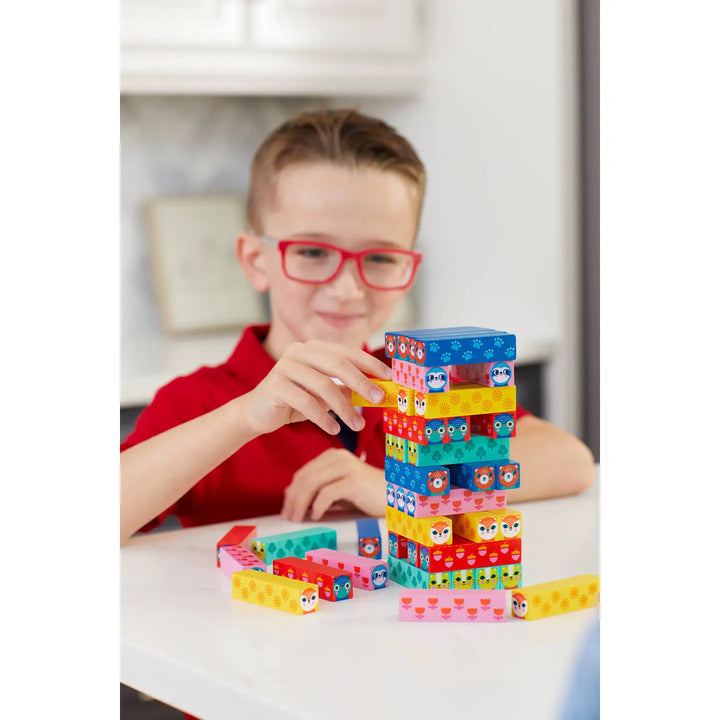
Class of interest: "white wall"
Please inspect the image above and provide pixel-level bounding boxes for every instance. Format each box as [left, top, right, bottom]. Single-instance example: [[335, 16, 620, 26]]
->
[[120, 1, 583, 433], [336, 0, 582, 433]]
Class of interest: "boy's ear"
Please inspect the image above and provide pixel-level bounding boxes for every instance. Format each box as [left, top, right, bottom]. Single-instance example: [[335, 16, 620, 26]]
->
[[235, 232, 270, 292]]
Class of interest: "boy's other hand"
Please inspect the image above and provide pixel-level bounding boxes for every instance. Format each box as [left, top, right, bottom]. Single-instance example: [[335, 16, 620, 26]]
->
[[243, 340, 392, 437], [281, 448, 386, 522]]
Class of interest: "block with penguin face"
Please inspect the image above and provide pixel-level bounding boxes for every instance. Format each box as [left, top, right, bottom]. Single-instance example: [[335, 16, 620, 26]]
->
[[470, 412, 517, 438], [392, 358, 451, 393], [384, 456, 451, 496], [451, 360, 515, 388], [453, 509, 522, 543]]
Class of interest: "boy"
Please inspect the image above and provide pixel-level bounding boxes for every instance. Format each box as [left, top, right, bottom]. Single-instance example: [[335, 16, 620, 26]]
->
[[120, 108, 594, 545]]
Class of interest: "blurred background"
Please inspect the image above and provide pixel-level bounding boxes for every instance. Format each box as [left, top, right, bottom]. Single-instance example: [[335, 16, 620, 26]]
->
[[120, 1, 598, 716]]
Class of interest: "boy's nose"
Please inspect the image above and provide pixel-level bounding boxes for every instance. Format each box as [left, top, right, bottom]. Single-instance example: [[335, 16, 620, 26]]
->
[[325, 258, 366, 299]]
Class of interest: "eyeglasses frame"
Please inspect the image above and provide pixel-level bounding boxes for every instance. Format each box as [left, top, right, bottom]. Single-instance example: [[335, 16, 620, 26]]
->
[[259, 235, 423, 291]]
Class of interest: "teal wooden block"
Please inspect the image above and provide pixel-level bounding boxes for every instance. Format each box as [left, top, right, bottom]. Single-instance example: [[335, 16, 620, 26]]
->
[[407, 435, 510, 466], [252, 527, 337, 565], [498, 563, 523, 590], [388, 557, 454, 590]]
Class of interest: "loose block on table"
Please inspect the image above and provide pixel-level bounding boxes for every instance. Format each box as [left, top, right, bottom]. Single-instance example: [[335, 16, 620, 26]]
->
[[218, 545, 268, 578], [350, 379, 399, 409], [398, 588, 507, 622], [385, 327, 517, 367], [386, 506, 453, 548], [450, 361, 515, 388], [304, 548, 389, 591], [251, 527, 337, 565], [356, 517, 382, 559], [386, 482, 507, 517], [402, 435, 511, 467], [453, 509, 522, 543], [470, 412, 517, 438], [231, 569, 319, 615], [392, 359, 451, 393], [273, 557, 353, 601], [384, 457, 451, 496], [383, 412, 470, 446], [216, 525, 257, 567], [511, 574, 600, 620]]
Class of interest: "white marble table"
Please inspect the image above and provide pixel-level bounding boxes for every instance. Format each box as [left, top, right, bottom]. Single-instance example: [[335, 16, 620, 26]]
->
[[121, 468, 599, 720]]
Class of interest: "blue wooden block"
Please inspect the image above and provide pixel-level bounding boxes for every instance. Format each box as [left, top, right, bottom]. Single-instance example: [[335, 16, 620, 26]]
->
[[495, 461, 521, 490], [385, 457, 451, 496], [356, 517, 382, 559], [385, 326, 517, 367], [449, 461, 500, 492]]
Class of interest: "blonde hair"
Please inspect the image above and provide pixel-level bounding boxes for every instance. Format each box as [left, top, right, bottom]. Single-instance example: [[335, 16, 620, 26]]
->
[[247, 108, 426, 234]]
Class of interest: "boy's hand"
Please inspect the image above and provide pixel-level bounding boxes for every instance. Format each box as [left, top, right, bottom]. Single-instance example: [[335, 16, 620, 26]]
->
[[281, 448, 386, 522], [242, 341, 392, 437]]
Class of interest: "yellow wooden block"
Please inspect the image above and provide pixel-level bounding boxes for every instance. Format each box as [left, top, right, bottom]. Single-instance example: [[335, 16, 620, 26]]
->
[[454, 509, 523, 543], [386, 506, 453, 547], [231, 569, 319, 615], [512, 574, 600, 620], [351, 379, 402, 409], [417, 383, 516, 419]]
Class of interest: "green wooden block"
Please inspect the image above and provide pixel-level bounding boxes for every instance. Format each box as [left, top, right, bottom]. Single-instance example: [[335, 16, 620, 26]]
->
[[252, 527, 337, 565], [407, 435, 510, 466]]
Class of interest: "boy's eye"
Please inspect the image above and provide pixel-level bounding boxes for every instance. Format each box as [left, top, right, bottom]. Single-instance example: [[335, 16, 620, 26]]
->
[[365, 252, 398, 264], [295, 246, 330, 259]]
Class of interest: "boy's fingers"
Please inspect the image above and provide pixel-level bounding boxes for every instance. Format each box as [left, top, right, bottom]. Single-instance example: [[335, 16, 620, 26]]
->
[[283, 453, 350, 522], [277, 379, 340, 435], [279, 358, 366, 431], [310, 479, 354, 521], [286, 342, 392, 405]]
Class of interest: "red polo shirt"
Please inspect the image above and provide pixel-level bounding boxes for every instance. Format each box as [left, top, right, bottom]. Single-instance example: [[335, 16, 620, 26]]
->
[[121, 325, 530, 532]]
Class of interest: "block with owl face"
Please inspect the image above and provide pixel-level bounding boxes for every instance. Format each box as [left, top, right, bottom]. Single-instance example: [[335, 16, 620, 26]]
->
[[384, 457, 451, 496], [273, 557, 354, 602], [470, 411, 517, 438]]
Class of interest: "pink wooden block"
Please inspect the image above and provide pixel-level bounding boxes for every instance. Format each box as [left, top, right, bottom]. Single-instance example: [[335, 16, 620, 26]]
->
[[305, 548, 389, 591], [398, 589, 507, 622], [392, 359, 451, 394], [387, 482, 507, 517], [450, 361, 515, 388], [218, 545, 268, 579]]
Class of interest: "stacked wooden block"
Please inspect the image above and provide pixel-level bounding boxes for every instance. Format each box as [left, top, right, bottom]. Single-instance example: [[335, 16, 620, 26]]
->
[[377, 327, 524, 619]]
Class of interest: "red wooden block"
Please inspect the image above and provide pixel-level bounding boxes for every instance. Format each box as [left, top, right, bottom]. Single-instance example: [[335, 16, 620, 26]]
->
[[216, 525, 257, 567], [273, 557, 353, 602]]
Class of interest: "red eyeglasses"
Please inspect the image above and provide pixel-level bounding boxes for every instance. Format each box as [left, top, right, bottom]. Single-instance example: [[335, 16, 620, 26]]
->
[[261, 236, 423, 290]]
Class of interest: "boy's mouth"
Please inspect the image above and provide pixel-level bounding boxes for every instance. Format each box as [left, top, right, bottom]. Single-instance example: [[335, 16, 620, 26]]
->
[[315, 311, 366, 329]]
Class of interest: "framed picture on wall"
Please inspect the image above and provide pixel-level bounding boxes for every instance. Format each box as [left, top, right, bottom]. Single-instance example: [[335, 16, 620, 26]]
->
[[146, 192, 267, 335]]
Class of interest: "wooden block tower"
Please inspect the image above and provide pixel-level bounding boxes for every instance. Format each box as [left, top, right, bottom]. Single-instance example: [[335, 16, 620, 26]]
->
[[379, 327, 524, 593]]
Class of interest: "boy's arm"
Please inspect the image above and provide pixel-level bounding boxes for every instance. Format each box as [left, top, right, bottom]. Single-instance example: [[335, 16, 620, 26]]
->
[[120, 395, 259, 545], [120, 341, 392, 545], [506, 415, 596, 502]]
